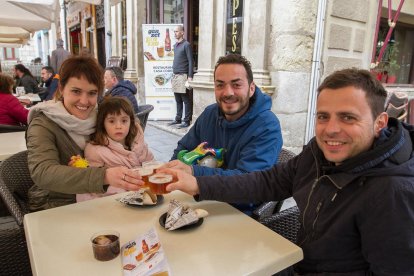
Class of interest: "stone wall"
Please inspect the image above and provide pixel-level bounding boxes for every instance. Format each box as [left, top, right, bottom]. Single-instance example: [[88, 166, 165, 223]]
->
[[268, 0, 317, 153], [323, 0, 375, 77]]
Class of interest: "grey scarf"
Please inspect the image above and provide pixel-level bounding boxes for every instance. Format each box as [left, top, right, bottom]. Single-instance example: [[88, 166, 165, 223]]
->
[[28, 101, 97, 149]]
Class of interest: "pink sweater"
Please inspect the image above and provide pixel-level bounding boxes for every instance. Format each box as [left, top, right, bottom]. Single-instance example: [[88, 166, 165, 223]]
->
[[76, 131, 154, 202]]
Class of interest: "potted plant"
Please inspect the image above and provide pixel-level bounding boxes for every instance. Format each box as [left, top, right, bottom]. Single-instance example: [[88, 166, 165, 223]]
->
[[385, 43, 400, 83]]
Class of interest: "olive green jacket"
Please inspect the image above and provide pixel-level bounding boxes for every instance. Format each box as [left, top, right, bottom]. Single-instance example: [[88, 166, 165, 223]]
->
[[27, 113, 106, 210]]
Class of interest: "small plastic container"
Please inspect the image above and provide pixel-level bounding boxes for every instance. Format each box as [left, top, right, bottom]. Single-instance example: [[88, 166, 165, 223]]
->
[[91, 230, 120, 261]]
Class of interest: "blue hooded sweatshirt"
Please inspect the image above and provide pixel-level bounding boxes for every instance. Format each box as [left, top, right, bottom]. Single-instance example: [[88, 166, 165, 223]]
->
[[172, 86, 283, 176], [109, 80, 139, 114]]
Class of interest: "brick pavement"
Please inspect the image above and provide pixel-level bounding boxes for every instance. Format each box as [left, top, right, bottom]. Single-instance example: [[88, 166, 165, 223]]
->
[[144, 121, 188, 162]]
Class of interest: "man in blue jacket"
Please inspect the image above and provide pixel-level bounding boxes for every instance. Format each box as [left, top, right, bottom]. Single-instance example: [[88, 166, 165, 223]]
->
[[165, 54, 283, 214], [40, 66, 59, 101], [104, 66, 139, 113]]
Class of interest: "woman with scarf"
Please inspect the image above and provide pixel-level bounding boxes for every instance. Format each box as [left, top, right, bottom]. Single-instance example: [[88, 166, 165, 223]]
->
[[26, 56, 142, 211]]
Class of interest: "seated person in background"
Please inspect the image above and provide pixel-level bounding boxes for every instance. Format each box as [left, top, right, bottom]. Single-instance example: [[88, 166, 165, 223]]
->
[[77, 97, 154, 202], [13, 64, 40, 94], [163, 54, 283, 215], [27, 56, 143, 211], [163, 68, 414, 275], [40, 66, 59, 101], [0, 73, 29, 126], [103, 66, 139, 114]]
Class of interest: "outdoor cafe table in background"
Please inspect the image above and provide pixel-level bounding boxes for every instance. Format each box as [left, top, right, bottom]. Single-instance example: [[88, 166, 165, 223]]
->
[[0, 131, 26, 161], [24, 191, 303, 276], [17, 93, 42, 103]]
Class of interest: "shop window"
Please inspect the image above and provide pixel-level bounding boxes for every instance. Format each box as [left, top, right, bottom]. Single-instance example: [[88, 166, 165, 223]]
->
[[122, 0, 127, 57], [375, 20, 414, 84], [2, 48, 17, 60], [164, 0, 184, 24], [149, 0, 161, 23]]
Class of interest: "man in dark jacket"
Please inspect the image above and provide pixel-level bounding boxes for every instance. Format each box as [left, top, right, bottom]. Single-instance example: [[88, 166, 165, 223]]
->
[[103, 66, 139, 113], [162, 68, 414, 275], [40, 66, 59, 101], [164, 54, 283, 215]]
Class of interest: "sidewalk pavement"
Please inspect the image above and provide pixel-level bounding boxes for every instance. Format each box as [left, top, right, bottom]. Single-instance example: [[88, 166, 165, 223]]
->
[[144, 120, 190, 162]]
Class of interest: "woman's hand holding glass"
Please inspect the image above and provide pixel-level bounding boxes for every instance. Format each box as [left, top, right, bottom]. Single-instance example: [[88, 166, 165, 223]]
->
[[104, 167, 144, 190]]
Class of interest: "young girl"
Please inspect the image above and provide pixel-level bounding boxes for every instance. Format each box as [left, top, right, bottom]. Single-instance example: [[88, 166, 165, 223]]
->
[[77, 97, 154, 201]]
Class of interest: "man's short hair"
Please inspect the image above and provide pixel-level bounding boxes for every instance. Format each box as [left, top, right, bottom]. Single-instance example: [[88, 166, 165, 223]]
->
[[56, 39, 64, 47], [105, 66, 124, 81], [42, 66, 54, 75], [317, 68, 388, 119], [214, 54, 253, 85], [175, 25, 184, 32]]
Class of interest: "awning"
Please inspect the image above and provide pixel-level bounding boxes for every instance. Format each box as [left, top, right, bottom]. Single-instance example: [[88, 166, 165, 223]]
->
[[0, 0, 102, 47], [0, 0, 58, 32], [0, 0, 59, 47]]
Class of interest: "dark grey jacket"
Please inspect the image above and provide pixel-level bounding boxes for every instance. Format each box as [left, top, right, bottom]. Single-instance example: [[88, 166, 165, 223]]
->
[[16, 74, 40, 94], [107, 80, 139, 114], [197, 118, 414, 275]]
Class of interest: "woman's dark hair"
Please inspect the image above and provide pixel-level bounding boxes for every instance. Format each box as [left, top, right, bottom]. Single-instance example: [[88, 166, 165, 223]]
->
[[90, 97, 142, 150], [14, 64, 34, 78], [0, 73, 14, 94], [317, 68, 388, 119], [56, 56, 104, 101]]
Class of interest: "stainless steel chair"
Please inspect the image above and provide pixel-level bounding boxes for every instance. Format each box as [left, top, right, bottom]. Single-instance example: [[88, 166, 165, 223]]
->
[[136, 104, 154, 132], [0, 150, 34, 275], [252, 148, 296, 220]]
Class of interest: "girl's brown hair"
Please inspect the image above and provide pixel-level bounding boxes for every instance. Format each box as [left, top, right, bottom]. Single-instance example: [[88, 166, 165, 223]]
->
[[90, 97, 142, 150], [55, 56, 104, 101], [0, 73, 14, 94]]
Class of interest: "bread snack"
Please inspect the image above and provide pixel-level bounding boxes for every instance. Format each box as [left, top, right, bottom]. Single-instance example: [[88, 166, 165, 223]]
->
[[123, 264, 136, 271], [118, 189, 157, 206], [164, 199, 208, 230], [144, 52, 156, 61]]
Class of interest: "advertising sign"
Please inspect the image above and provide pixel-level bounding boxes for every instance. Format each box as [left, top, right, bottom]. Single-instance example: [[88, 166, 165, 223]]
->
[[226, 0, 244, 54], [142, 24, 181, 120]]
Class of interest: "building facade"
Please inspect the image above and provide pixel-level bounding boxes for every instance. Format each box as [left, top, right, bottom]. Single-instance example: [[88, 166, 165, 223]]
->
[[2, 0, 413, 152], [105, 0, 414, 152]]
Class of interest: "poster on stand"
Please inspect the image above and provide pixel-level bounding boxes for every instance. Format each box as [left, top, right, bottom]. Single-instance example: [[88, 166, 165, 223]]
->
[[142, 24, 181, 120]]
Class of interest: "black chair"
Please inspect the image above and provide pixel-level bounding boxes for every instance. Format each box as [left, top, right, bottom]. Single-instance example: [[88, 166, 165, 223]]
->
[[260, 205, 300, 243], [136, 104, 154, 132], [0, 124, 27, 133], [252, 148, 296, 220], [261, 206, 301, 276], [0, 150, 34, 275]]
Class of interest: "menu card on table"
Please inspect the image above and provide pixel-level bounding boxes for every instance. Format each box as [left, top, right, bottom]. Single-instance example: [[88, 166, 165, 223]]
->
[[121, 227, 171, 276]]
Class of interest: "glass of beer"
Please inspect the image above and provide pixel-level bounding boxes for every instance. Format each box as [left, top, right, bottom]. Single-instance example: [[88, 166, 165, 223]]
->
[[134, 167, 153, 188], [157, 46, 165, 58], [148, 173, 174, 195], [142, 160, 165, 173]]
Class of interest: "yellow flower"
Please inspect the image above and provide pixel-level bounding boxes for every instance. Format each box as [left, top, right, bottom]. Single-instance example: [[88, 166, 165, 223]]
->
[[70, 155, 89, 168]]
